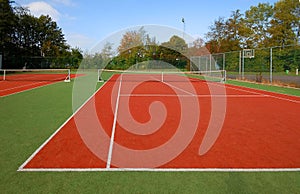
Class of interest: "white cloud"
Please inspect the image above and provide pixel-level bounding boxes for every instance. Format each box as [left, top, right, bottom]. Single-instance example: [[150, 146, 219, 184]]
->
[[26, 1, 60, 21], [65, 33, 96, 51], [52, 0, 75, 6]]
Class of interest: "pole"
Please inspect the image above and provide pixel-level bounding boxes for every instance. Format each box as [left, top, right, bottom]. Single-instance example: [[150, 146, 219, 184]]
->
[[223, 53, 225, 71], [242, 50, 245, 79], [270, 47, 273, 83], [209, 54, 212, 72], [0, 54, 2, 69], [182, 18, 185, 40], [239, 51, 241, 79], [205, 56, 208, 72]]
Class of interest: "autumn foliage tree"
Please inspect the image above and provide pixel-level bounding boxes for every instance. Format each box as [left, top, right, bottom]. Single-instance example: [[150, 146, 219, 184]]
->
[[206, 0, 299, 52], [106, 30, 190, 70], [268, 0, 300, 47], [205, 0, 299, 72]]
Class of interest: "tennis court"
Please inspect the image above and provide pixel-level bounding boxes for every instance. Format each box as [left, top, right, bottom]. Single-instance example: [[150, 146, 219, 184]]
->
[[18, 71, 300, 171], [0, 69, 82, 97]]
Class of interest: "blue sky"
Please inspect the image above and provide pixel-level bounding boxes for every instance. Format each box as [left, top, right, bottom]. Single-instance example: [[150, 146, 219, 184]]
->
[[15, 0, 278, 52]]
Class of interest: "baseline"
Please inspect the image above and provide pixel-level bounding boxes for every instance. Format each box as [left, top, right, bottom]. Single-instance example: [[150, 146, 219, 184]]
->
[[0, 74, 82, 97], [0, 81, 49, 92], [18, 76, 113, 171], [120, 94, 265, 98], [19, 168, 300, 172]]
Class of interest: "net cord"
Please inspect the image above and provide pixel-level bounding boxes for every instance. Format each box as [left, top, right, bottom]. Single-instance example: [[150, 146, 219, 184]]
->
[[97, 69, 226, 83], [0, 69, 71, 82]]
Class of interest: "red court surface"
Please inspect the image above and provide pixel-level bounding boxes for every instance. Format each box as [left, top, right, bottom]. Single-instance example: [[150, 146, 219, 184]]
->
[[19, 74, 300, 171], [0, 74, 82, 97]]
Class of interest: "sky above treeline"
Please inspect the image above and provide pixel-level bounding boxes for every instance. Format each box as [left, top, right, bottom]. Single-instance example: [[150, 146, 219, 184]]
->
[[15, 0, 278, 51]]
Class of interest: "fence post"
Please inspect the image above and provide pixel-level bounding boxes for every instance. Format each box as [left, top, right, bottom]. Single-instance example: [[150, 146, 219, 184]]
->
[[242, 50, 245, 79], [0, 54, 2, 69], [270, 47, 273, 83], [223, 53, 225, 71], [205, 56, 208, 71], [209, 54, 212, 72], [239, 51, 242, 79]]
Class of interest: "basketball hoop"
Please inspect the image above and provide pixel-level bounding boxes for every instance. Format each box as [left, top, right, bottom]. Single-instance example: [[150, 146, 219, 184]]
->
[[243, 49, 255, 58]]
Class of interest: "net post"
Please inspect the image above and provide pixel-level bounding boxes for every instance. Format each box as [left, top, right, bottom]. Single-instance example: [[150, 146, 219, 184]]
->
[[3, 70, 5, 81], [222, 70, 226, 83], [98, 69, 104, 82], [64, 69, 71, 82]]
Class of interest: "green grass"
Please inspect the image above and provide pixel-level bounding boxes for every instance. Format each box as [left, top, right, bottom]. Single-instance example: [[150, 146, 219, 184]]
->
[[1, 74, 300, 193], [188, 71, 300, 96], [227, 79, 300, 96], [227, 71, 299, 76]]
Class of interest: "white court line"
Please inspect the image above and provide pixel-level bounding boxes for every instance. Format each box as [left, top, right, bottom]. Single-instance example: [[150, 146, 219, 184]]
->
[[106, 75, 123, 169], [209, 82, 265, 96], [162, 81, 195, 96], [206, 82, 300, 104], [18, 75, 300, 172], [273, 96, 300, 103], [19, 168, 300, 172], [0, 79, 69, 98], [1, 75, 71, 97], [2, 73, 66, 81], [224, 84, 300, 104], [18, 76, 113, 171], [0, 81, 49, 92], [120, 94, 266, 98]]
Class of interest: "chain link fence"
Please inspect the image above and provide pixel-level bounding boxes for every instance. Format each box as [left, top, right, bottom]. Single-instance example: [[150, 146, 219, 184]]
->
[[191, 44, 300, 88], [1, 56, 80, 69]]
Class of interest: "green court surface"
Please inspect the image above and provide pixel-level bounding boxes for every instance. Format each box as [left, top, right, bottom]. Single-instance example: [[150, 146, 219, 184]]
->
[[0, 74, 299, 193], [227, 79, 300, 96]]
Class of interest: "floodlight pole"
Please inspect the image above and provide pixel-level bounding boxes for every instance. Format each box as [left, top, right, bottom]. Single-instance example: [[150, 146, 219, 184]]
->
[[182, 18, 185, 40]]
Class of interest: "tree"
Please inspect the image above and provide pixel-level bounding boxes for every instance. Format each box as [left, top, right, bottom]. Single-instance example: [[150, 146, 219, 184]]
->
[[101, 42, 114, 59], [106, 32, 189, 70], [244, 3, 273, 47], [38, 15, 67, 57], [188, 37, 209, 56], [205, 10, 245, 53], [145, 34, 158, 45], [225, 10, 245, 50], [70, 47, 83, 68], [0, 2, 79, 69], [160, 36, 188, 69], [205, 17, 228, 53], [118, 28, 144, 53], [0, 0, 16, 65], [268, 0, 300, 47], [161, 35, 187, 54], [112, 27, 159, 69]]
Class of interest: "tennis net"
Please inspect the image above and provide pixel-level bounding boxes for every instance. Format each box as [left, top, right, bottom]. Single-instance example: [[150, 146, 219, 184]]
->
[[0, 69, 71, 82], [98, 69, 226, 83]]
